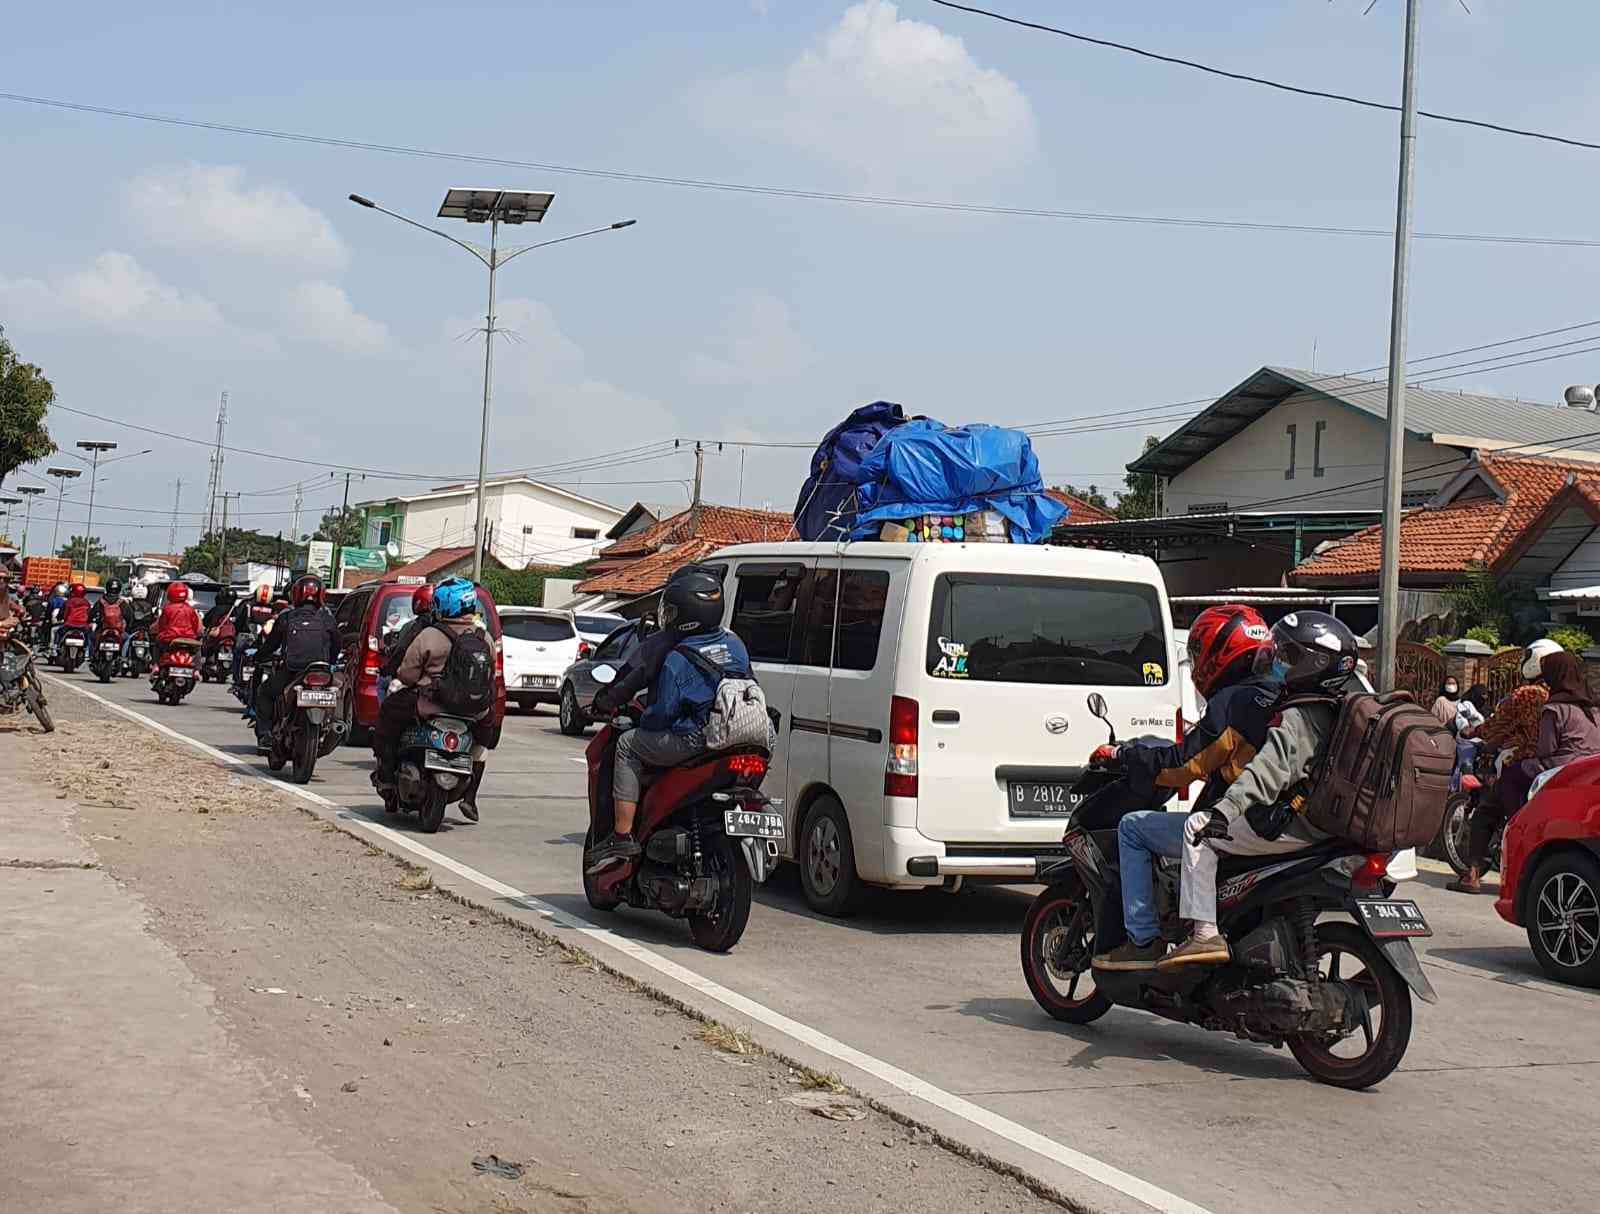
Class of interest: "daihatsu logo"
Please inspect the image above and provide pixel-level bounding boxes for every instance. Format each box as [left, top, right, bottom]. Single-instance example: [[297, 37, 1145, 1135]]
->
[[1044, 715, 1069, 735]]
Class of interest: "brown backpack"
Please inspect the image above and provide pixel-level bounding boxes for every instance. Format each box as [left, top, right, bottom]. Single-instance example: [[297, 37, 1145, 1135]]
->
[[1284, 690, 1454, 851]]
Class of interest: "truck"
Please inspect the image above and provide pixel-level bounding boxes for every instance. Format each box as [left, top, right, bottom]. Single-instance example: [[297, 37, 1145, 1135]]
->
[[111, 555, 179, 591], [20, 556, 72, 590]]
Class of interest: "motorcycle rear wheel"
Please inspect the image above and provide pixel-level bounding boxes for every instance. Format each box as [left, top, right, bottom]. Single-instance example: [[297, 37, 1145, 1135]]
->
[[96, 663, 112, 684], [688, 833, 752, 952], [581, 827, 623, 911], [291, 721, 318, 785], [1287, 922, 1412, 1090], [1021, 879, 1112, 1024], [418, 784, 447, 833], [25, 687, 54, 734]]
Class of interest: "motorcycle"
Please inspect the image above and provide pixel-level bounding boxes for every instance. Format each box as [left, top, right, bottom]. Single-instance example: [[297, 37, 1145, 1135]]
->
[[200, 625, 235, 683], [377, 705, 480, 833], [1442, 747, 1500, 878], [580, 664, 782, 953], [150, 638, 201, 705], [232, 638, 259, 711], [1019, 694, 1437, 1090], [56, 625, 88, 673], [264, 661, 346, 784], [88, 630, 123, 684], [0, 630, 54, 732], [121, 629, 153, 678]]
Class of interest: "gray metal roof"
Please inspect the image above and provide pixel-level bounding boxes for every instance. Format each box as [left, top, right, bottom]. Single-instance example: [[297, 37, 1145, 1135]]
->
[[1129, 366, 1600, 479]]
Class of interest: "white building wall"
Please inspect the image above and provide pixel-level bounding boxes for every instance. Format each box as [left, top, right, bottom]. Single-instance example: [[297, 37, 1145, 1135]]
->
[[1163, 393, 1460, 516], [384, 483, 622, 568]]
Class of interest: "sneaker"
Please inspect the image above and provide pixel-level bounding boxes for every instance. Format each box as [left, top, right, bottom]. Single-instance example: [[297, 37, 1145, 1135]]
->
[[1157, 934, 1232, 969], [459, 799, 480, 823], [585, 832, 641, 874], [1093, 938, 1168, 970]]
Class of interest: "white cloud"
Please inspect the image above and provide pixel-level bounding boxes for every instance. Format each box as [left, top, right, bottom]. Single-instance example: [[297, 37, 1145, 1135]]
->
[[704, 0, 1035, 192], [128, 165, 348, 274], [689, 292, 814, 384], [0, 252, 227, 338], [284, 281, 391, 355]]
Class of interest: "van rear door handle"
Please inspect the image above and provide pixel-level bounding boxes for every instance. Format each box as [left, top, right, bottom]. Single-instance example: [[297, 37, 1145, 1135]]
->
[[931, 709, 960, 724]]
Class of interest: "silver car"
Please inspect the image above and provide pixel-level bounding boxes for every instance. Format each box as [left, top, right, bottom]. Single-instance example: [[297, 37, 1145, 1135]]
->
[[558, 619, 645, 736]]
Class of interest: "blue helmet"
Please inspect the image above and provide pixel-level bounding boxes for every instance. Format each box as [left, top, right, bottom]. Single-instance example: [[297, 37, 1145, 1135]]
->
[[432, 576, 477, 620]]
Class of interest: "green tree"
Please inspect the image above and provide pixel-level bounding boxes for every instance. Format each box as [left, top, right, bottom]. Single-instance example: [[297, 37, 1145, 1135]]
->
[[56, 534, 114, 577], [0, 327, 58, 489], [1060, 484, 1112, 510], [1115, 435, 1162, 519], [314, 506, 367, 550], [181, 528, 299, 578]]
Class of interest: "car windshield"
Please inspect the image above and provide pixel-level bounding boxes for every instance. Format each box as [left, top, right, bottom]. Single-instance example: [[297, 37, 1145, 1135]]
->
[[576, 614, 624, 635], [502, 615, 576, 643], [926, 574, 1170, 687]]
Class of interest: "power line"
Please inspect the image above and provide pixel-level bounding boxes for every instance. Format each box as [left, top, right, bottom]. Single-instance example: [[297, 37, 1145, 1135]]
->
[[3, 90, 1598, 248], [928, 0, 1600, 152]]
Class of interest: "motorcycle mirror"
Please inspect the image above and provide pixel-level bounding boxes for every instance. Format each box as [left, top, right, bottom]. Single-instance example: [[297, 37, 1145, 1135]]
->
[[591, 663, 618, 685], [1086, 692, 1116, 745]]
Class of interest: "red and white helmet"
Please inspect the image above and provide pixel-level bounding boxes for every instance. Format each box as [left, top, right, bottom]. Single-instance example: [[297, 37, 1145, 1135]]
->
[[167, 582, 190, 604], [1187, 604, 1272, 697]]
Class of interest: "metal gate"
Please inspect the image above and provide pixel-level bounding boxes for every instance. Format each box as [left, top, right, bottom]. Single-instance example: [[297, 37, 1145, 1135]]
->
[[1394, 641, 1444, 699]]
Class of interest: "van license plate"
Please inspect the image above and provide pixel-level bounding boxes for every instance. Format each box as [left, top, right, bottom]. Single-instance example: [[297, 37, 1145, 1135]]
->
[[1355, 899, 1432, 939], [1008, 782, 1081, 817], [724, 810, 784, 839]]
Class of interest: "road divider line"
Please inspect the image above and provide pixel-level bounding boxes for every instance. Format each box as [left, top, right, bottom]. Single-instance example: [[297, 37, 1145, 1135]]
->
[[46, 676, 1213, 1214]]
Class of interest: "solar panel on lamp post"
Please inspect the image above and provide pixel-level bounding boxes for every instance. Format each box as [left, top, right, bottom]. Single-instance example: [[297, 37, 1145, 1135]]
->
[[348, 189, 636, 583]]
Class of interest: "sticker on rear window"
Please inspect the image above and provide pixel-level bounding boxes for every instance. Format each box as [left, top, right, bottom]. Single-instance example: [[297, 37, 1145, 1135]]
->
[[932, 636, 969, 678], [1142, 661, 1164, 685]]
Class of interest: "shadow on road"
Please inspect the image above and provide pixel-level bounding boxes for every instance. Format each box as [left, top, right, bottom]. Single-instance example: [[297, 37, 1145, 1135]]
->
[[753, 867, 1033, 937], [1426, 945, 1563, 988]]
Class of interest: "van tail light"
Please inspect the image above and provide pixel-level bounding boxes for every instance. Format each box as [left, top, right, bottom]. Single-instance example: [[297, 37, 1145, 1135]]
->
[[1176, 706, 1189, 802], [885, 695, 919, 798], [1353, 852, 1391, 891]]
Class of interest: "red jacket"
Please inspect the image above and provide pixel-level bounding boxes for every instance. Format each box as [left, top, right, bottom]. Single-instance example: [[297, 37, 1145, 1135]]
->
[[155, 603, 202, 645], [62, 596, 91, 627]]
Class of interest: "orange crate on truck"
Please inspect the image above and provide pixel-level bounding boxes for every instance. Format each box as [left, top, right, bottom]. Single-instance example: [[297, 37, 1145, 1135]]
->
[[21, 556, 72, 589]]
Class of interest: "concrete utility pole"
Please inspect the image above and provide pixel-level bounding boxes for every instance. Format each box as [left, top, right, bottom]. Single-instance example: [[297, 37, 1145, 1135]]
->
[[332, 472, 351, 591], [205, 392, 228, 538], [218, 492, 231, 581], [1377, 0, 1422, 692], [16, 486, 45, 556], [168, 479, 182, 554], [690, 441, 704, 532]]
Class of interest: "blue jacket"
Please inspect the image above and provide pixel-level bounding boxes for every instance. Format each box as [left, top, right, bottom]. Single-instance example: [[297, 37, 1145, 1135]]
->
[[640, 629, 753, 735]]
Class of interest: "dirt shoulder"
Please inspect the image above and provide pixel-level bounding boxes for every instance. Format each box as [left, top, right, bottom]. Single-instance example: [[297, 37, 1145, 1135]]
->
[[11, 693, 1062, 1214]]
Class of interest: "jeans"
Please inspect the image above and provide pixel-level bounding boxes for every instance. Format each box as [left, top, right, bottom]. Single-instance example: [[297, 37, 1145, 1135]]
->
[[1181, 815, 1321, 927], [1117, 810, 1189, 944], [1452, 738, 1479, 792]]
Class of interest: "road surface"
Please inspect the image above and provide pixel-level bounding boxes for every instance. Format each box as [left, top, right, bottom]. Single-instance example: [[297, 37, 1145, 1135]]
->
[[52, 671, 1600, 1214]]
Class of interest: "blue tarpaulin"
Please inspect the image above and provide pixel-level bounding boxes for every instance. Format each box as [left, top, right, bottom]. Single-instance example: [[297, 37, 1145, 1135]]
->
[[792, 401, 908, 542], [849, 420, 1067, 544]]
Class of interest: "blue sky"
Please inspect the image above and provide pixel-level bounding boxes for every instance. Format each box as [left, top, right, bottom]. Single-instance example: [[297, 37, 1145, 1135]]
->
[[3, 1, 1599, 559]]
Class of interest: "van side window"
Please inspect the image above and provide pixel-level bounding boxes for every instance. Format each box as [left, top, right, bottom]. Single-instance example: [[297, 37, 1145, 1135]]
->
[[800, 568, 891, 671], [336, 590, 367, 637], [730, 566, 805, 662]]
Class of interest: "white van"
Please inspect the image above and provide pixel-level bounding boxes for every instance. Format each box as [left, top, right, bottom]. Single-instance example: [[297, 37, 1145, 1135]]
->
[[706, 542, 1182, 914]]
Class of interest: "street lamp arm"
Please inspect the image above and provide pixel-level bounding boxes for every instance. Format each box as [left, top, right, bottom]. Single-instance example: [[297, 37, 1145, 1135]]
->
[[498, 219, 637, 267], [347, 194, 491, 267]]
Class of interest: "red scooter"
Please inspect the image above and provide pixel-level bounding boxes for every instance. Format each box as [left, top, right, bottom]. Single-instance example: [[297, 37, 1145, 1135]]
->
[[582, 665, 782, 952], [151, 637, 201, 705]]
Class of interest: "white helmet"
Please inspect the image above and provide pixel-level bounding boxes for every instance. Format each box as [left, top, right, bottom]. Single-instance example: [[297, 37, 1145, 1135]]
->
[[131, 583, 148, 601], [1522, 637, 1564, 681]]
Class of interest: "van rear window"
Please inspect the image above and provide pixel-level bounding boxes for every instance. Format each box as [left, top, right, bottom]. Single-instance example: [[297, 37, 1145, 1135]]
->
[[926, 574, 1169, 687]]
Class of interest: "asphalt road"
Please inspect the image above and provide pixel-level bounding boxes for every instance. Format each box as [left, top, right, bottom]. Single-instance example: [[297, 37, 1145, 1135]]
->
[[55, 670, 1600, 1214]]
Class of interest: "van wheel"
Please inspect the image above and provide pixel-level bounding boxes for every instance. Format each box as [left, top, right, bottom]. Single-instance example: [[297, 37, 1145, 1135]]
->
[[799, 796, 863, 917]]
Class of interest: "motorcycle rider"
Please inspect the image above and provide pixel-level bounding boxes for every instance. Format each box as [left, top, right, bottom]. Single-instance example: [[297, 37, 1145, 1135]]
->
[[1164, 611, 1361, 969], [58, 582, 92, 657], [123, 583, 156, 667], [152, 581, 202, 662], [252, 575, 339, 749], [584, 565, 760, 874], [372, 577, 494, 817], [89, 578, 128, 654], [228, 585, 274, 688], [24, 586, 50, 646], [378, 584, 436, 680], [0, 578, 18, 634], [1093, 604, 1280, 970], [200, 585, 236, 670]]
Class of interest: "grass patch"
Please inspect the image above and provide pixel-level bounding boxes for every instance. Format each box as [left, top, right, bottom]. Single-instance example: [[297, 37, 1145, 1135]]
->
[[395, 866, 433, 892], [695, 1021, 758, 1056], [796, 1068, 847, 1093], [318, 822, 339, 833]]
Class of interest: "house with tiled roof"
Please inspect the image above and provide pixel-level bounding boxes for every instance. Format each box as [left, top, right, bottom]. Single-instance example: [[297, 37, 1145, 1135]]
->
[[371, 546, 508, 587], [573, 503, 793, 614], [1045, 489, 1116, 525]]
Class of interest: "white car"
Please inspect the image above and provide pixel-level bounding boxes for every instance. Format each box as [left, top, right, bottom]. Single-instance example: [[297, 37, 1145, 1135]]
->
[[573, 611, 626, 649], [499, 607, 582, 712]]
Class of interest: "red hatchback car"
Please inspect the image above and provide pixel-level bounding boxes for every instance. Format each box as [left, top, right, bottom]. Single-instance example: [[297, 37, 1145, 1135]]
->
[[334, 579, 507, 744], [1495, 752, 1600, 988]]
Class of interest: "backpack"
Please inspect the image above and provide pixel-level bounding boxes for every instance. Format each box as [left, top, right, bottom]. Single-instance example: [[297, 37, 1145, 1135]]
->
[[1286, 690, 1454, 851], [99, 599, 124, 632], [676, 644, 770, 751], [280, 609, 332, 669], [430, 623, 495, 718]]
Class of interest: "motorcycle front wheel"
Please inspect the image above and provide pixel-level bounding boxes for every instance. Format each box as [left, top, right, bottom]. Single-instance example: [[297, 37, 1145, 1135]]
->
[[291, 720, 318, 785], [25, 686, 54, 734], [1021, 877, 1112, 1024], [1441, 792, 1477, 878], [1287, 922, 1412, 1090], [688, 832, 752, 953]]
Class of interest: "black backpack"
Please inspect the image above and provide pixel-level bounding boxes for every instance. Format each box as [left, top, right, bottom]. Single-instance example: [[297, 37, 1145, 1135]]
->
[[280, 608, 333, 669], [431, 623, 495, 717]]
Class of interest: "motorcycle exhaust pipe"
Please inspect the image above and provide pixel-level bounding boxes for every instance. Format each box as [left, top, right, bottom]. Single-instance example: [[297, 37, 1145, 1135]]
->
[[331, 719, 349, 735]]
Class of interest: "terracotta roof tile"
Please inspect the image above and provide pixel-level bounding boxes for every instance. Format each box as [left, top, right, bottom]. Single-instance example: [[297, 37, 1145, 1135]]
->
[[577, 539, 725, 596], [1292, 454, 1600, 585], [593, 504, 792, 561], [1045, 489, 1117, 525], [376, 547, 507, 583]]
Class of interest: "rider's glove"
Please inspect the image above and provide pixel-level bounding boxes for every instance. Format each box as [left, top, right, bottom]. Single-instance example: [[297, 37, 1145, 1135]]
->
[[1184, 809, 1231, 846], [1089, 744, 1119, 765]]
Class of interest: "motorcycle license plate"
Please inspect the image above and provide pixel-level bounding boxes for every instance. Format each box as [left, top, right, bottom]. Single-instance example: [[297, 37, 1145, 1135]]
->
[[171, 668, 194, 680], [296, 689, 339, 707], [1008, 781, 1083, 818], [65, 639, 83, 648], [724, 809, 785, 839], [1354, 899, 1432, 939], [423, 750, 471, 773], [241, 665, 254, 679]]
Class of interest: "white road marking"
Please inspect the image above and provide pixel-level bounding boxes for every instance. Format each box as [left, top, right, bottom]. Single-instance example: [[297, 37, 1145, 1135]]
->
[[566, 755, 586, 764], [47, 675, 1213, 1214]]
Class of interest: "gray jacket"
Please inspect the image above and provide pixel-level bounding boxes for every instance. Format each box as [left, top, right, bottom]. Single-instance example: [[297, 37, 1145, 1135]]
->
[[1213, 700, 1335, 844]]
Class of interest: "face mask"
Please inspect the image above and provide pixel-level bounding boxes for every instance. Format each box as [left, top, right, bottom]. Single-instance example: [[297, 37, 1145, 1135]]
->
[[1444, 684, 1459, 696]]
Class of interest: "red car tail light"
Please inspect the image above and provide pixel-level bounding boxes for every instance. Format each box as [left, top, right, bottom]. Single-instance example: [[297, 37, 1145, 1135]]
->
[[885, 695, 918, 798], [577, 640, 592, 659]]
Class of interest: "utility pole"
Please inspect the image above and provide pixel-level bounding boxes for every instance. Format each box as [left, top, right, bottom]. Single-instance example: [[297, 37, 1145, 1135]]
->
[[689, 440, 704, 532], [218, 492, 231, 582], [205, 391, 228, 538], [168, 479, 182, 554], [1377, 0, 1422, 693], [332, 472, 352, 590], [291, 481, 304, 543], [16, 486, 44, 556]]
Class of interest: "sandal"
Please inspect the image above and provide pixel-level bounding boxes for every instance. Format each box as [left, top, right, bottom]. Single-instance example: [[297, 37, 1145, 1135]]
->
[[1446, 878, 1488, 895]]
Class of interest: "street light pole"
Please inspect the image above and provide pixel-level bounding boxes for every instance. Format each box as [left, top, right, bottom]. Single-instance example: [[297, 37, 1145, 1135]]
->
[[76, 441, 118, 579], [348, 190, 635, 584], [46, 467, 82, 555], [16, 487, 44, 556], [1377, 0, 1422, 692]]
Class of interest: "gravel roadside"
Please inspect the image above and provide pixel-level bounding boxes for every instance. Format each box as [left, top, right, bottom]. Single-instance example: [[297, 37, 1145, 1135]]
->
[[17, 689, 1066, 1214]]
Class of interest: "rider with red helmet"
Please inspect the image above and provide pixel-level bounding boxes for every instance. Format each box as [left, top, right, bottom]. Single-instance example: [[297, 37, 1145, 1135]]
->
[[1092, 604, 1283, 972], [378, 583, 436, 681], [252, 575, 339, 748], [153, 581, 202, 648]]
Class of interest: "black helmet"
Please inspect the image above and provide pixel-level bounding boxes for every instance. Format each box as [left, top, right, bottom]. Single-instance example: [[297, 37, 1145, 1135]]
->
[[1262, 611, 1359, 693], [660, 565, 724, 635], [104, 579, 122, 597], [215, 585, 235, 606]]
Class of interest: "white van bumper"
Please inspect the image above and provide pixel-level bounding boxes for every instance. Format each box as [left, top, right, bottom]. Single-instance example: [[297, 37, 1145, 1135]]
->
[[885, 826, 1051, 883]]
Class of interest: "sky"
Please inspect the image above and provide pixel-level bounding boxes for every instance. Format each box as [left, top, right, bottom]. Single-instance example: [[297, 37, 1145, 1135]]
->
[[4, 0, 1600, 562]]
